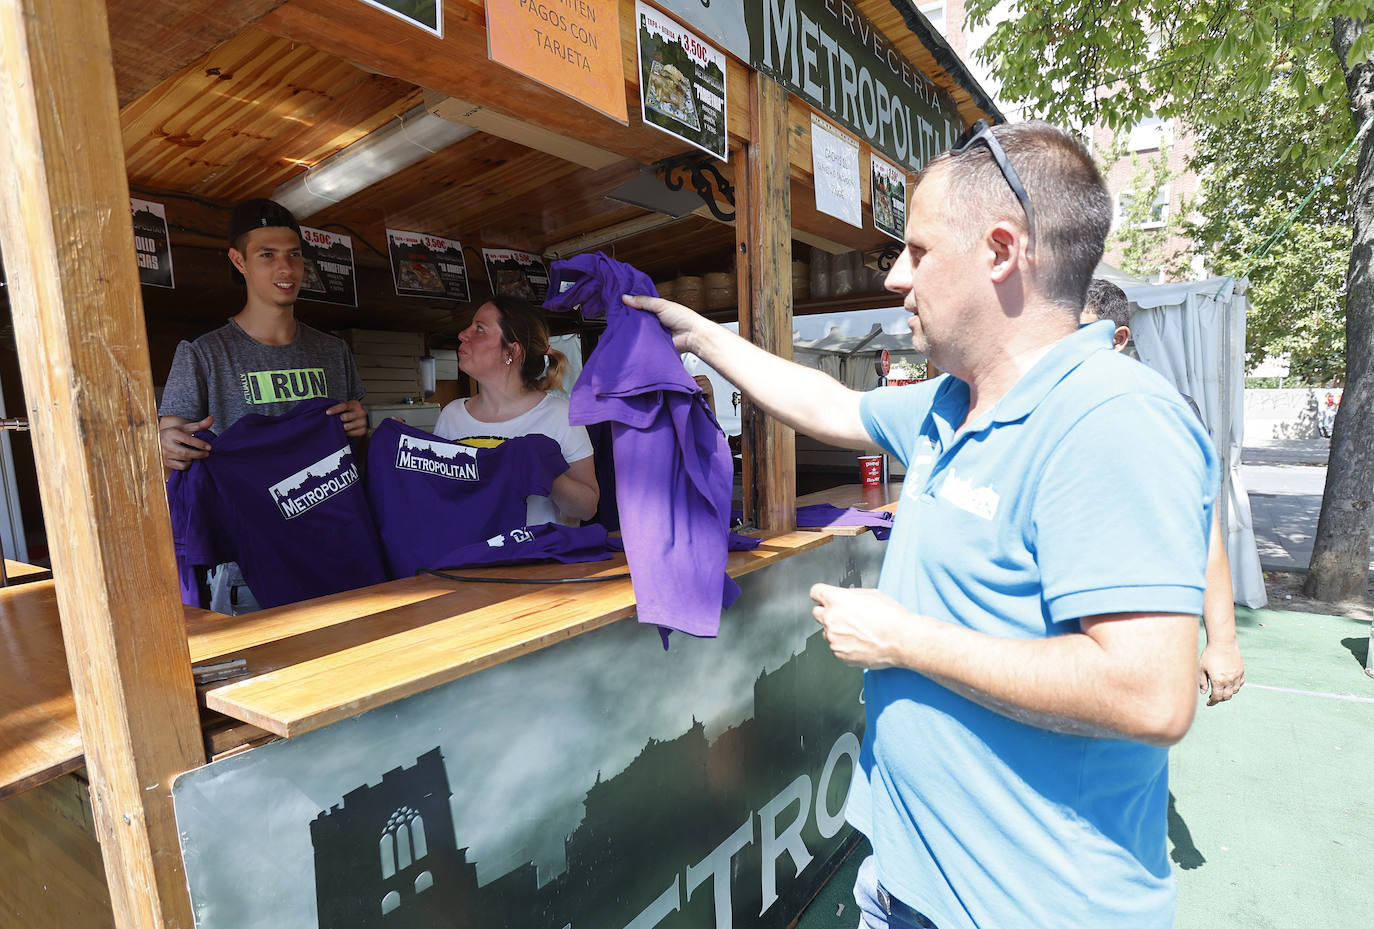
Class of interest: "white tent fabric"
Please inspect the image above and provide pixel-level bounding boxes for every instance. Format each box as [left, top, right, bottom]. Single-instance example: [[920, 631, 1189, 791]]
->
[[1126, 277, 1267, 607]]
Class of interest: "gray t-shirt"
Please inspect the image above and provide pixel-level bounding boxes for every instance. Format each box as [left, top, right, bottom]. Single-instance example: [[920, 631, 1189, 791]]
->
[[158, 319, 365, 434]]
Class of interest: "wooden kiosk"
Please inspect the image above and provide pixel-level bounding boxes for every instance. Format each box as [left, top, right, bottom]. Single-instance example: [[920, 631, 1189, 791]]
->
[[0, 2, 997, 927]]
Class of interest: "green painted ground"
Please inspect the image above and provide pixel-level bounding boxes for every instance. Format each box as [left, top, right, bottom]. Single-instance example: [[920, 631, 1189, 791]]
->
[[796, 608, 1374, 929]]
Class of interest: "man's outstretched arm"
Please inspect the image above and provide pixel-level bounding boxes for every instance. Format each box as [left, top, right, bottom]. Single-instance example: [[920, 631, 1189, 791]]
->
[[625, 294, 879, 451]]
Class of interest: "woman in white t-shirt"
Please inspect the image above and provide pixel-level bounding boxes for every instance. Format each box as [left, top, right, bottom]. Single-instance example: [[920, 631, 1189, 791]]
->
[[435, 297, 598, 525]]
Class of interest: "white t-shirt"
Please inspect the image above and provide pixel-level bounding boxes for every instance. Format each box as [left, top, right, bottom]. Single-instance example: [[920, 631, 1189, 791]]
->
[[433, 392, 594, 526]]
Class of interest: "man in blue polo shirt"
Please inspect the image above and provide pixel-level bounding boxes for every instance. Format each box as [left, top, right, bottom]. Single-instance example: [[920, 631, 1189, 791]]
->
[[628, 120, 1216, 929]]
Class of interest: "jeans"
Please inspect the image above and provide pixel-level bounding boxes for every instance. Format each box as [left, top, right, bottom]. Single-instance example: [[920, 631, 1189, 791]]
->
[[853, 855, 940, 929]]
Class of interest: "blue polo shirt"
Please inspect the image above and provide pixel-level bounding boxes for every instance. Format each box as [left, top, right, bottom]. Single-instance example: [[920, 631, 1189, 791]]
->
[[848, 321, 1217, 929]]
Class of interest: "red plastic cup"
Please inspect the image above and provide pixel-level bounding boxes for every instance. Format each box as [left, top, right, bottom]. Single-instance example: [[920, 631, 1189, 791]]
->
[[858, 455, 883, 488]]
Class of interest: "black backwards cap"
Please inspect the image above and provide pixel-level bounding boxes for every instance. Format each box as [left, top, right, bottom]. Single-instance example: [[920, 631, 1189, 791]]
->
[[228, 198, 302, 283]]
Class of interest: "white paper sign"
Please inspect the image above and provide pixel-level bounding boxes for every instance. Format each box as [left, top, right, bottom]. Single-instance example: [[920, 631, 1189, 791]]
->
[[811, 114, 862, 229]]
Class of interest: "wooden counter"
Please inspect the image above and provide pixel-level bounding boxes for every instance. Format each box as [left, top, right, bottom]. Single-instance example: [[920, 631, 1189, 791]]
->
[[0, 580, 211, 800], [194, 530, 839, 738], [2, 489, 892, 795], [796, 481, 901, 513]]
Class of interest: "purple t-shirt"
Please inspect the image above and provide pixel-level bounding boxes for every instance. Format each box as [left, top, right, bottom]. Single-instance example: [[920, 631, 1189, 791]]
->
[[795, 504, 894, 540], [546, 252, 736, 638], [167, 398, 388, 609], [434, 523, 614, 569], [365, 418, 569, 578]]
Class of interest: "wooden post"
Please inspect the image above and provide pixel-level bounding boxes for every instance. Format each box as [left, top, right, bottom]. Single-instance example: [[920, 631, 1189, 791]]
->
[[0, 1, 205, 927], [734, 72, 796, 532]]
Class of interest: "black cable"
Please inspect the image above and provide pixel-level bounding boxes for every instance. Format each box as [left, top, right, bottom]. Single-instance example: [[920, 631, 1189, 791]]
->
[[420, 567, 632, 584]]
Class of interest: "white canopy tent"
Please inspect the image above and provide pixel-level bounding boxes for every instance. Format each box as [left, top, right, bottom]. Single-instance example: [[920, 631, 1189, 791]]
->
[[1126, 276, 1267, 607], [685, 307, 923, 436]]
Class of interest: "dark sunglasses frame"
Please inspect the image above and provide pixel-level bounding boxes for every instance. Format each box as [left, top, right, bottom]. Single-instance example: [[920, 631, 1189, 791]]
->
[[950, 119, 1037, 257]]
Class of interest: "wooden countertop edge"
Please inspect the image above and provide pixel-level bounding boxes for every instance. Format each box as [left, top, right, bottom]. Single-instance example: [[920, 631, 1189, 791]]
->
[[0, 754, 85, 803], [202, 543, 820, 739], [205, 596, 643, 738]]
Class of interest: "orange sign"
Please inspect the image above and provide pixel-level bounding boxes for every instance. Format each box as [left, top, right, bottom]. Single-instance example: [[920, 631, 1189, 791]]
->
[[485, 0, 628, 123]]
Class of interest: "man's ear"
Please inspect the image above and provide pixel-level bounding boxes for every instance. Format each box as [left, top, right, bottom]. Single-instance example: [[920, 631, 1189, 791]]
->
[[987, 222, 1021, 283], [228, 248, 247, 275], [1113, 325, 1132, 352]]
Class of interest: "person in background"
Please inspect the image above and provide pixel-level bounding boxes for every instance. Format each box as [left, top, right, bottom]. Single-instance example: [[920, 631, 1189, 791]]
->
[[1082, 279, 1245, 704], [1081, 278, 1133, 351], [1321, 389, 1340, 438], [158, 198, 367, 614], [630, 120, 1216, 929], [434, 297, 598, 525]]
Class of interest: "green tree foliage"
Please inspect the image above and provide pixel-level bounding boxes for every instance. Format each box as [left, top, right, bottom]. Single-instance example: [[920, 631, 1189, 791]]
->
[[965, 2, 1373, 601], [1178, 64, 1353, 383], [968, 2, 1366, 160]]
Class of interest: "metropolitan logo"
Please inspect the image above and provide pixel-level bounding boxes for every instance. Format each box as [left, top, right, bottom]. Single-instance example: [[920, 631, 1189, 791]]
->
[[396, 434, 480, 481], [268, 446, 360, 519]]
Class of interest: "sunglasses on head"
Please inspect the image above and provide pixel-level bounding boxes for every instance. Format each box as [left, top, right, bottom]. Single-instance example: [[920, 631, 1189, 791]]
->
[[950, 119, 1037, 257]]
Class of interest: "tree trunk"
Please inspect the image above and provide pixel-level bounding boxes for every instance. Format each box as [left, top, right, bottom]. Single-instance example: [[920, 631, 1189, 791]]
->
[[1303, 17, 1374, 603]]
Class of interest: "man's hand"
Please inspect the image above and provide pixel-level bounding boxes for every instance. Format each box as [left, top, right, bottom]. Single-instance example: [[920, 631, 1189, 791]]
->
[[1198, 641, 1245, 705], [326, 399, 368, 438], [159, 415, 213, 471], [623, 294, 708, 355], [810, 583, 915, 669]]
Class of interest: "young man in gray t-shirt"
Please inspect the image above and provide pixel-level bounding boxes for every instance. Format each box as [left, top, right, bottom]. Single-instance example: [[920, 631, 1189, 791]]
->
[[158, 198, 365, 453], [158, 199, 367, 611]]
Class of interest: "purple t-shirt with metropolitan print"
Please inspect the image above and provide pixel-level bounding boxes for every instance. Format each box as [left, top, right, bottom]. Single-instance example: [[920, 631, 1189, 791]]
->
[[365, 418, 569, 578], [167, 397, 388, 609]]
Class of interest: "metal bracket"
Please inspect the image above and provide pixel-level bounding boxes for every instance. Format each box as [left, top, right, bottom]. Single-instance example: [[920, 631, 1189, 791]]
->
[[867, 243, 904, 272], [656, 153, 736, 222]]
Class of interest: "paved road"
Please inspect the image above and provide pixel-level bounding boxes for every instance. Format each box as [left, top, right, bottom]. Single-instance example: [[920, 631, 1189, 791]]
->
[[1240, 439, 1374, 572]]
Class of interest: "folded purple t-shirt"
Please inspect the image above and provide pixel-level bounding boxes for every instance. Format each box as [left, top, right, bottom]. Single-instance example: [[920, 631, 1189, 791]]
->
[[795, 503, 894, 541], [432, 523, 614, 569]]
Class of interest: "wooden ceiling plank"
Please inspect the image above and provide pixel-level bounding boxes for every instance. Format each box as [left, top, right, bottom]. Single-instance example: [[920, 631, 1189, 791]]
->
[[123, 32, 379, 195], [205, 78, 422, 202], [109, 0, 290, 107]]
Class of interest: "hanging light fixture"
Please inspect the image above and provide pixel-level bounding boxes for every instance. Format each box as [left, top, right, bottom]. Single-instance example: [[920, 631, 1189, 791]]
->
[[273, 104, 477, 219]]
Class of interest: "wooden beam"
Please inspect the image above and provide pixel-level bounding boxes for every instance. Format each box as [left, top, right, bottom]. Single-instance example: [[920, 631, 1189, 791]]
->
[[425, 91, 622, 171], [735, 73, 796, 532], [109, 0, 288, 107], [258, 0, 752, 166], [0, 2, 205, 928]]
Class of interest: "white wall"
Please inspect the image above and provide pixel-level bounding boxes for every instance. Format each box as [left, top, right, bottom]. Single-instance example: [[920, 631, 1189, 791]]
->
[[1244, 388, 1340, 443]]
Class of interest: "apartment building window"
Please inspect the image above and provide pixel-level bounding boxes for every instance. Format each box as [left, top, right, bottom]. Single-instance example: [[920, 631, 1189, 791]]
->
[[1127, 113, 1172, 151], [1118, 188, 1170, 229], [920, 1, 945, 35]]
